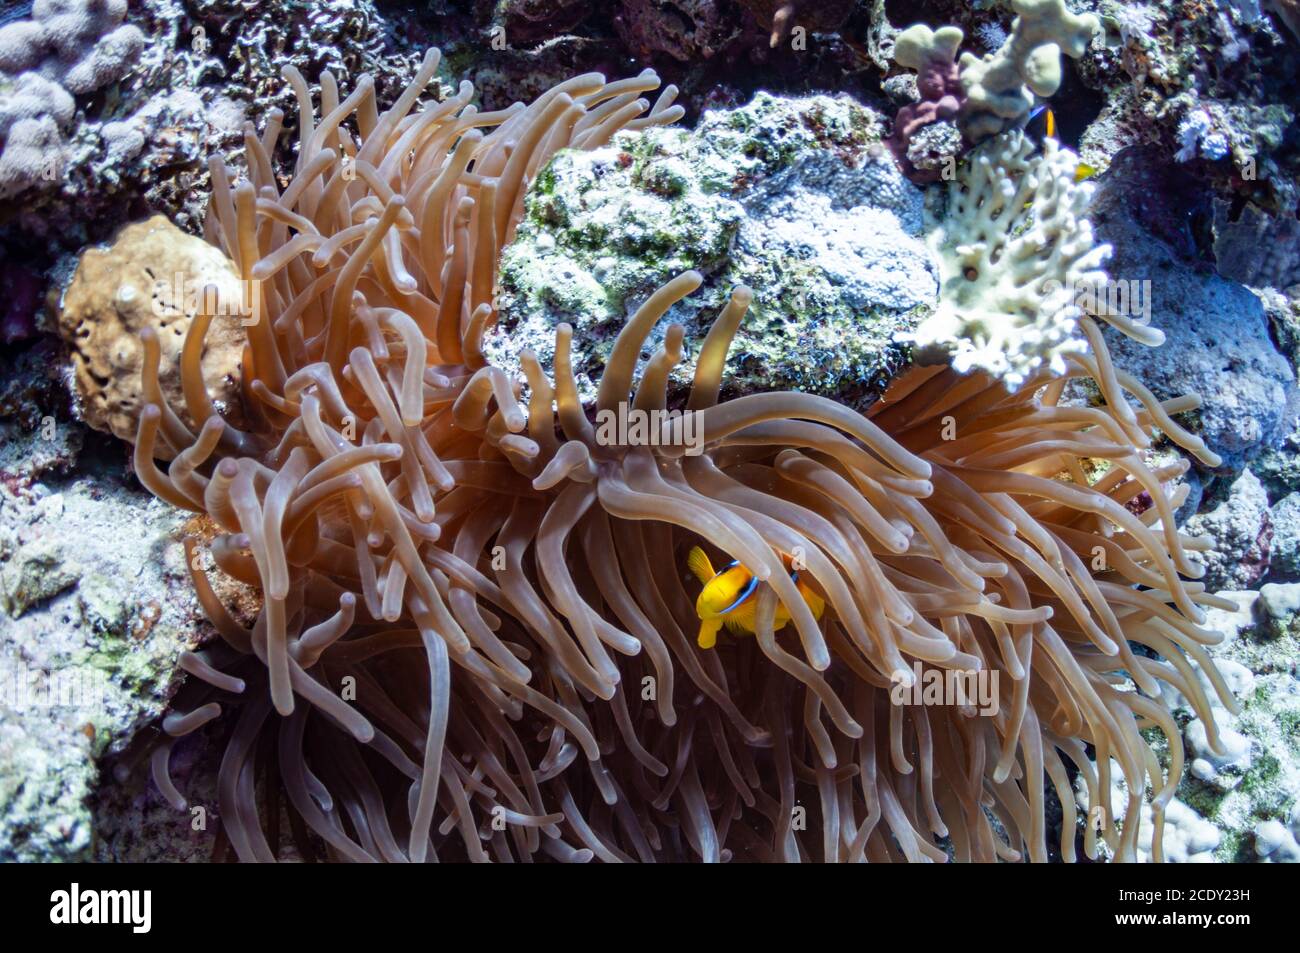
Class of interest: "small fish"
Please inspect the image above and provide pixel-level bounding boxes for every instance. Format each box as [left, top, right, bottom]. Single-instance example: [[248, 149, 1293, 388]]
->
[[686, 546, 825, 649], [1027, 105, 1097, 182], [1027, 103, 1056, 143]]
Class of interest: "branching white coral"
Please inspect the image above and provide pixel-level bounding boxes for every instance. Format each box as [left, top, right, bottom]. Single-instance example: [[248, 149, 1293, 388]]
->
[[959, 0, 1101, 142], [911, 130, 1114, 387]]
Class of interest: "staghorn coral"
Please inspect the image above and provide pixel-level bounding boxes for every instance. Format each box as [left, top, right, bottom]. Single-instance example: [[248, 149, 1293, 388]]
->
[[106, 48, 1240, 863]]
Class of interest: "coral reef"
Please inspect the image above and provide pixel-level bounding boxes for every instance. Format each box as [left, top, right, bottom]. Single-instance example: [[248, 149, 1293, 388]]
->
[[884, 1, 1102, 184], [1267, 491, 1300, 579], [0, 0, 144, 198], [69, 31, 1243, 864], [1162, 586, 1299, 861], [1, 0, 1298, 866], [887, 24, 964, 183], [1076, 580, 1300, 862], [1214, 204, 1300, 294], [1075, 0, 1297, 212]]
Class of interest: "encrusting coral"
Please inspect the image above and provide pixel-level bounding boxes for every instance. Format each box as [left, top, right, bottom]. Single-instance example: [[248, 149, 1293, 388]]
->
[[60, 216, 250, 452], [887, 24, 964, 184], [90, 41, 1238, 862]]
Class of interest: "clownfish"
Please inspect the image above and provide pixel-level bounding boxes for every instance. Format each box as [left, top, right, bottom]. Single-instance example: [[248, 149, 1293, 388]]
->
[[686, 546, 825, 649], [1027, 105, 1097, 182]]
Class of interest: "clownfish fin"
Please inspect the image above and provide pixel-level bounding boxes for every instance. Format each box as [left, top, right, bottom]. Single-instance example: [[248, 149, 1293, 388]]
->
[[726, 599, 759, 636], [806, 591, 827, 621], [687, 546, 716, 586], [1045, 107, 1057, 140], [697, 617, 723, 649], [724, 614, 753, 636]]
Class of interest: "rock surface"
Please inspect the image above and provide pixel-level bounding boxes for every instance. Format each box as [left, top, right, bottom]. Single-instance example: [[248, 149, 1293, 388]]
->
[[0, 423, 210, 861], [1185, 470, 1272, 590], [485, 92, 936, 410], [1075, 586, 1300, 862], [1091, 150, 1299, 469]]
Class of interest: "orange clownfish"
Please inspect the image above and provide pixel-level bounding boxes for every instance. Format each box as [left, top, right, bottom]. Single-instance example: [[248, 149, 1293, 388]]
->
[[686, 546, 826, 649]]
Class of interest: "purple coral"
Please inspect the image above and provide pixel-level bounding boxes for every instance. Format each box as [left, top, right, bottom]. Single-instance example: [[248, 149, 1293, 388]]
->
[[886, 25, 966, 184]]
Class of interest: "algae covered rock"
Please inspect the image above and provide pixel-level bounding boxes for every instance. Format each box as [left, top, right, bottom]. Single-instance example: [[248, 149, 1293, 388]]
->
[[1268, 492, 1300, 580], [1075, 586, 1300, 862], [1184, 470, 1272, 591], [1074, 0, 1295, 210], [1164, 589, 1300, 862], [0, 421, 215, 861], [58, 215, 248, 453], [0, 537, 79, 617], [486, 92, 938, 410]]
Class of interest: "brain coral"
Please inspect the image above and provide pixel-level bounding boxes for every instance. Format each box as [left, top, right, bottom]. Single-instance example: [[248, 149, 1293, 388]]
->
[[88, 42, 1236, 863]]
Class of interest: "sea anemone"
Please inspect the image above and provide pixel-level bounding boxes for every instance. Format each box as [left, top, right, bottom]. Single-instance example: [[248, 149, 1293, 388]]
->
[[133, 48, 1234, 863]]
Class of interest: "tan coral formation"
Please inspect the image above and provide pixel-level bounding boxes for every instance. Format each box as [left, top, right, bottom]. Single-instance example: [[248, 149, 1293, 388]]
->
[[894, 24, 964, 76], [958, 0, 1101, 142], [58, 215, 249, 453]]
